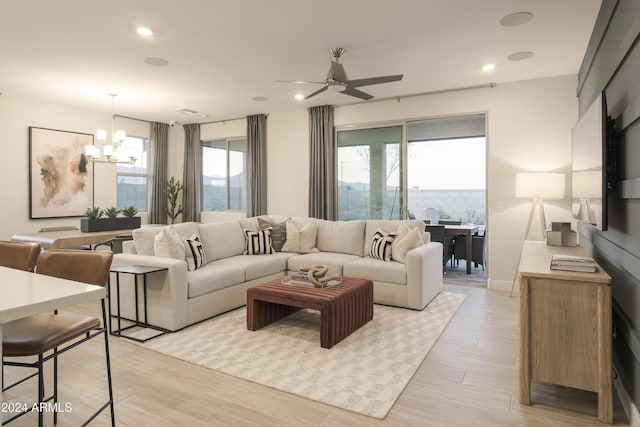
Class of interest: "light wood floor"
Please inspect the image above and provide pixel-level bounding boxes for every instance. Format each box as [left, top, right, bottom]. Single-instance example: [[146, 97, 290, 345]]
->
[[2, 284, 630, 426]]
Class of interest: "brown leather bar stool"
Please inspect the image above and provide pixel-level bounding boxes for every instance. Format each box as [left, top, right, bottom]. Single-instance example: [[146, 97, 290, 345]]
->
[[2, 250, 115, 427], [0, 240, 40, 272], [0, 241, 41, 391]]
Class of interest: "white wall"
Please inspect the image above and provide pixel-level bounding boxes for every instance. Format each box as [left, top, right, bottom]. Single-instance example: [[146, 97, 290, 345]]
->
[[1, 75, 577, 290], [0, 93, 152, 239]]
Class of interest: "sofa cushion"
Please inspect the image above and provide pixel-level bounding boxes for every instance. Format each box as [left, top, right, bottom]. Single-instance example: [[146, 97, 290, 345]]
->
[[369, 228, 396, 261], [238, 217, 260, 231], [154, 225, 185, 260], [198, 220, 245, 262], [257, 217, 288, 252], [187, 263, 245, 298], [133, 222, 199, 256], [243, 228, 275, 255], [287, 252, 361, 276], [343, 257, 407, 285], [184, 234, 206, 271], [214, 252, 291, 281], [392, 223, 424, 264], [315, 219, 365, 257], [281, 221, 319, 254]]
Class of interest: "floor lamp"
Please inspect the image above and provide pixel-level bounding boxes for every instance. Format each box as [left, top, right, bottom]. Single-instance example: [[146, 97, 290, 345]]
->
[[510, 172, 565, 296]]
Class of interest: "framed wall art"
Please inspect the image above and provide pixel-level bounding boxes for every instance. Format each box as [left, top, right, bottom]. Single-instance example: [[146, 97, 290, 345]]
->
[[29, 126, 94, 219]]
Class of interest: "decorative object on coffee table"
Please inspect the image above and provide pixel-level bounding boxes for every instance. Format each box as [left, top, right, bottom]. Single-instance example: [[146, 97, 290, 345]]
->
[[299, 264, 339, 287]]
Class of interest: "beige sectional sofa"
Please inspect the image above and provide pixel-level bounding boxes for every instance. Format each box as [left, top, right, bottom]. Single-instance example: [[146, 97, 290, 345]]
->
[[110, 216, 443, 331]]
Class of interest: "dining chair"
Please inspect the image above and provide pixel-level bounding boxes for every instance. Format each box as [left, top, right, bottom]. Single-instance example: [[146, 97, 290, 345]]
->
[[2, 249, 115, 426], [0, 240, 40, 272]]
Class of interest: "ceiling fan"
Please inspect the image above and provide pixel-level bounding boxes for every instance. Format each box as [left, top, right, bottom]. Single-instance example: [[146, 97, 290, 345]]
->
[[278, 47, 403, 100]]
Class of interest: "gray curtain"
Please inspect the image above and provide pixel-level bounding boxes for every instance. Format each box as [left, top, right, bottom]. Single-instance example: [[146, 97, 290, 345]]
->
[[148, 122, 169, 224], [182, 123, 202, 222], [246, 114, 267, 216], [308, 105, 335, 220]]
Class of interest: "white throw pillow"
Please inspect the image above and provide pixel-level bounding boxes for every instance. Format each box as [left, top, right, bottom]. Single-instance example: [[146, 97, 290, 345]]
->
[[153, 226, 185, 260], [391, 223, 424, 264], [281, 221, 319, 254], [369, 228, 396, 261], [184, 234, 206, 271]]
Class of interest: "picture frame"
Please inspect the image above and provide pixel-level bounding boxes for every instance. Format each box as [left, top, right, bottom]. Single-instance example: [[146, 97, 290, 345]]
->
[[29, 126, 94, 219]]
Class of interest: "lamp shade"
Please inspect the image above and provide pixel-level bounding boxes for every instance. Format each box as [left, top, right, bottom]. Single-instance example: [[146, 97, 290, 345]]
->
[[515, 172, 565, 199]]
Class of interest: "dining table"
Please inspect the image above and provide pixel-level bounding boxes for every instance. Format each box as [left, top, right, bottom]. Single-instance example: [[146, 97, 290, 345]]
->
[[0, 266, 105, 413], [444, 224, 480, 274]]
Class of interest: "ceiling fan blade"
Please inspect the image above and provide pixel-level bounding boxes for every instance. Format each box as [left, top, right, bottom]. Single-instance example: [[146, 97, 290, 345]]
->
[[347, 74, 404, 88], [328, 61, 348, 83], [274, 80, 326, 85], [340, 86, 374, 100], [304, 85, 329, 99]]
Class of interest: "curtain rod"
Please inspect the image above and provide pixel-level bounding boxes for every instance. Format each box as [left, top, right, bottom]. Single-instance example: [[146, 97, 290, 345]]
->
[[334, 82, 497, 108], [114, 114, 151, 124], [199, 114, 268, 126]]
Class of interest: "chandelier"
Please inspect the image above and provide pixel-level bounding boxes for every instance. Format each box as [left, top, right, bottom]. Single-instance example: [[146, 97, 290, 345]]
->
[[85, 93, 136, 164]]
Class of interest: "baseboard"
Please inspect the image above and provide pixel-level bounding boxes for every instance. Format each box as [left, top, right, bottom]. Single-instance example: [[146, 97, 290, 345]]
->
[[614, 365, 640, 426], [487, 278, 514, 294]]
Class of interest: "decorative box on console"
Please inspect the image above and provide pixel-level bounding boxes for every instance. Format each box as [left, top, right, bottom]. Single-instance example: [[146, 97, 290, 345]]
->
[[546, 222, 577, 247]]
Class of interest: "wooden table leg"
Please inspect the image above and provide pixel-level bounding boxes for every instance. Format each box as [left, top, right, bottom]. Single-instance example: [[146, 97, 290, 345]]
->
[[465, 230, 472, 274]]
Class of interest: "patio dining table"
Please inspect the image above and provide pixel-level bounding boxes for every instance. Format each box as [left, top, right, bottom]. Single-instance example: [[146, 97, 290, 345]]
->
[[444, 224, 479, 274]]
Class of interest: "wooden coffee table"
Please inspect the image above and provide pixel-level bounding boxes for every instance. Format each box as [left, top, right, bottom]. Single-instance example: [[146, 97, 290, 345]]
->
[[247, 277, 373, 349]]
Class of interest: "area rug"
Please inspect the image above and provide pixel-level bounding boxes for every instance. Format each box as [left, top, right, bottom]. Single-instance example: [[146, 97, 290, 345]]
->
[[136, 291, 465, 419]]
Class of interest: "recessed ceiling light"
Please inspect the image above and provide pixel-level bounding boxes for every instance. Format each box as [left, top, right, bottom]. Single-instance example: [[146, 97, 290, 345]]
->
[[500, 12, 534, 27], [294, 94, 305, 101], [507, 51, 534, 61], [136, 26, 153, 37], [179, 108, 200, 115], [252, 96, 269, 102], [144, 57, 169, 67], [482, 64, 495, 72]]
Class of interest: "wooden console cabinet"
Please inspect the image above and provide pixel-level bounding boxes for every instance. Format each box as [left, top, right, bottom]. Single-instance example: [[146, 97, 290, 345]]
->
[[518, 241, 612, 424]]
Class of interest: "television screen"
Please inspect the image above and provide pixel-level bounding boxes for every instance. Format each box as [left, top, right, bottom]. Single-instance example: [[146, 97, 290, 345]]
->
[[571, 93, 607, 231]]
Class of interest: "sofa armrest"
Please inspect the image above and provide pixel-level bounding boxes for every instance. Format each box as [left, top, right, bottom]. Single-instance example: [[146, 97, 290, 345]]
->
[[405, 242, 443, 310], [111, 253, 189, 331]]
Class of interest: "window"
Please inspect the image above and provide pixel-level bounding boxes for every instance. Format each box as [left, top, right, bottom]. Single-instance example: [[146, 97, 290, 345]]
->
[[116, 136, 149, 210], [202, 138, 247, 211]]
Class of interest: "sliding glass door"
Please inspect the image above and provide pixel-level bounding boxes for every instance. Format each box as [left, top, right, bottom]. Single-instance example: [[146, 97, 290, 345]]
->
[[337, 126, 402, 220], [336, 114, 485, 224], [407, 115, 486, 225]]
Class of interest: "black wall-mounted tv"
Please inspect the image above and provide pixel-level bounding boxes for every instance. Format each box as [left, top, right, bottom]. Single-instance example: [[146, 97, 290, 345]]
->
[[571, 92, 612, 231]]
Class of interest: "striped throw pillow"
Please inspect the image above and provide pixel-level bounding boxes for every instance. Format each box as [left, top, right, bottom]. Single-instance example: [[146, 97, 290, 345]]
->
[[244, 228, 275, 255], [369, 228, 396, 261], [184, 234, 206, 271]]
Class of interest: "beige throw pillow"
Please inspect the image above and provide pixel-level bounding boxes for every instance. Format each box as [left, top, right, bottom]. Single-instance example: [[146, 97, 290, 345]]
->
[[154, 225, 186, 260], [391, 223, 423, 264], [281, 221, 319, 254]]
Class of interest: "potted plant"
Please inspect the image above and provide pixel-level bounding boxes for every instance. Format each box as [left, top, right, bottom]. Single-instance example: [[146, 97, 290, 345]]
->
[[165, 177, 184, 224], [80, 205, 141, 232]]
